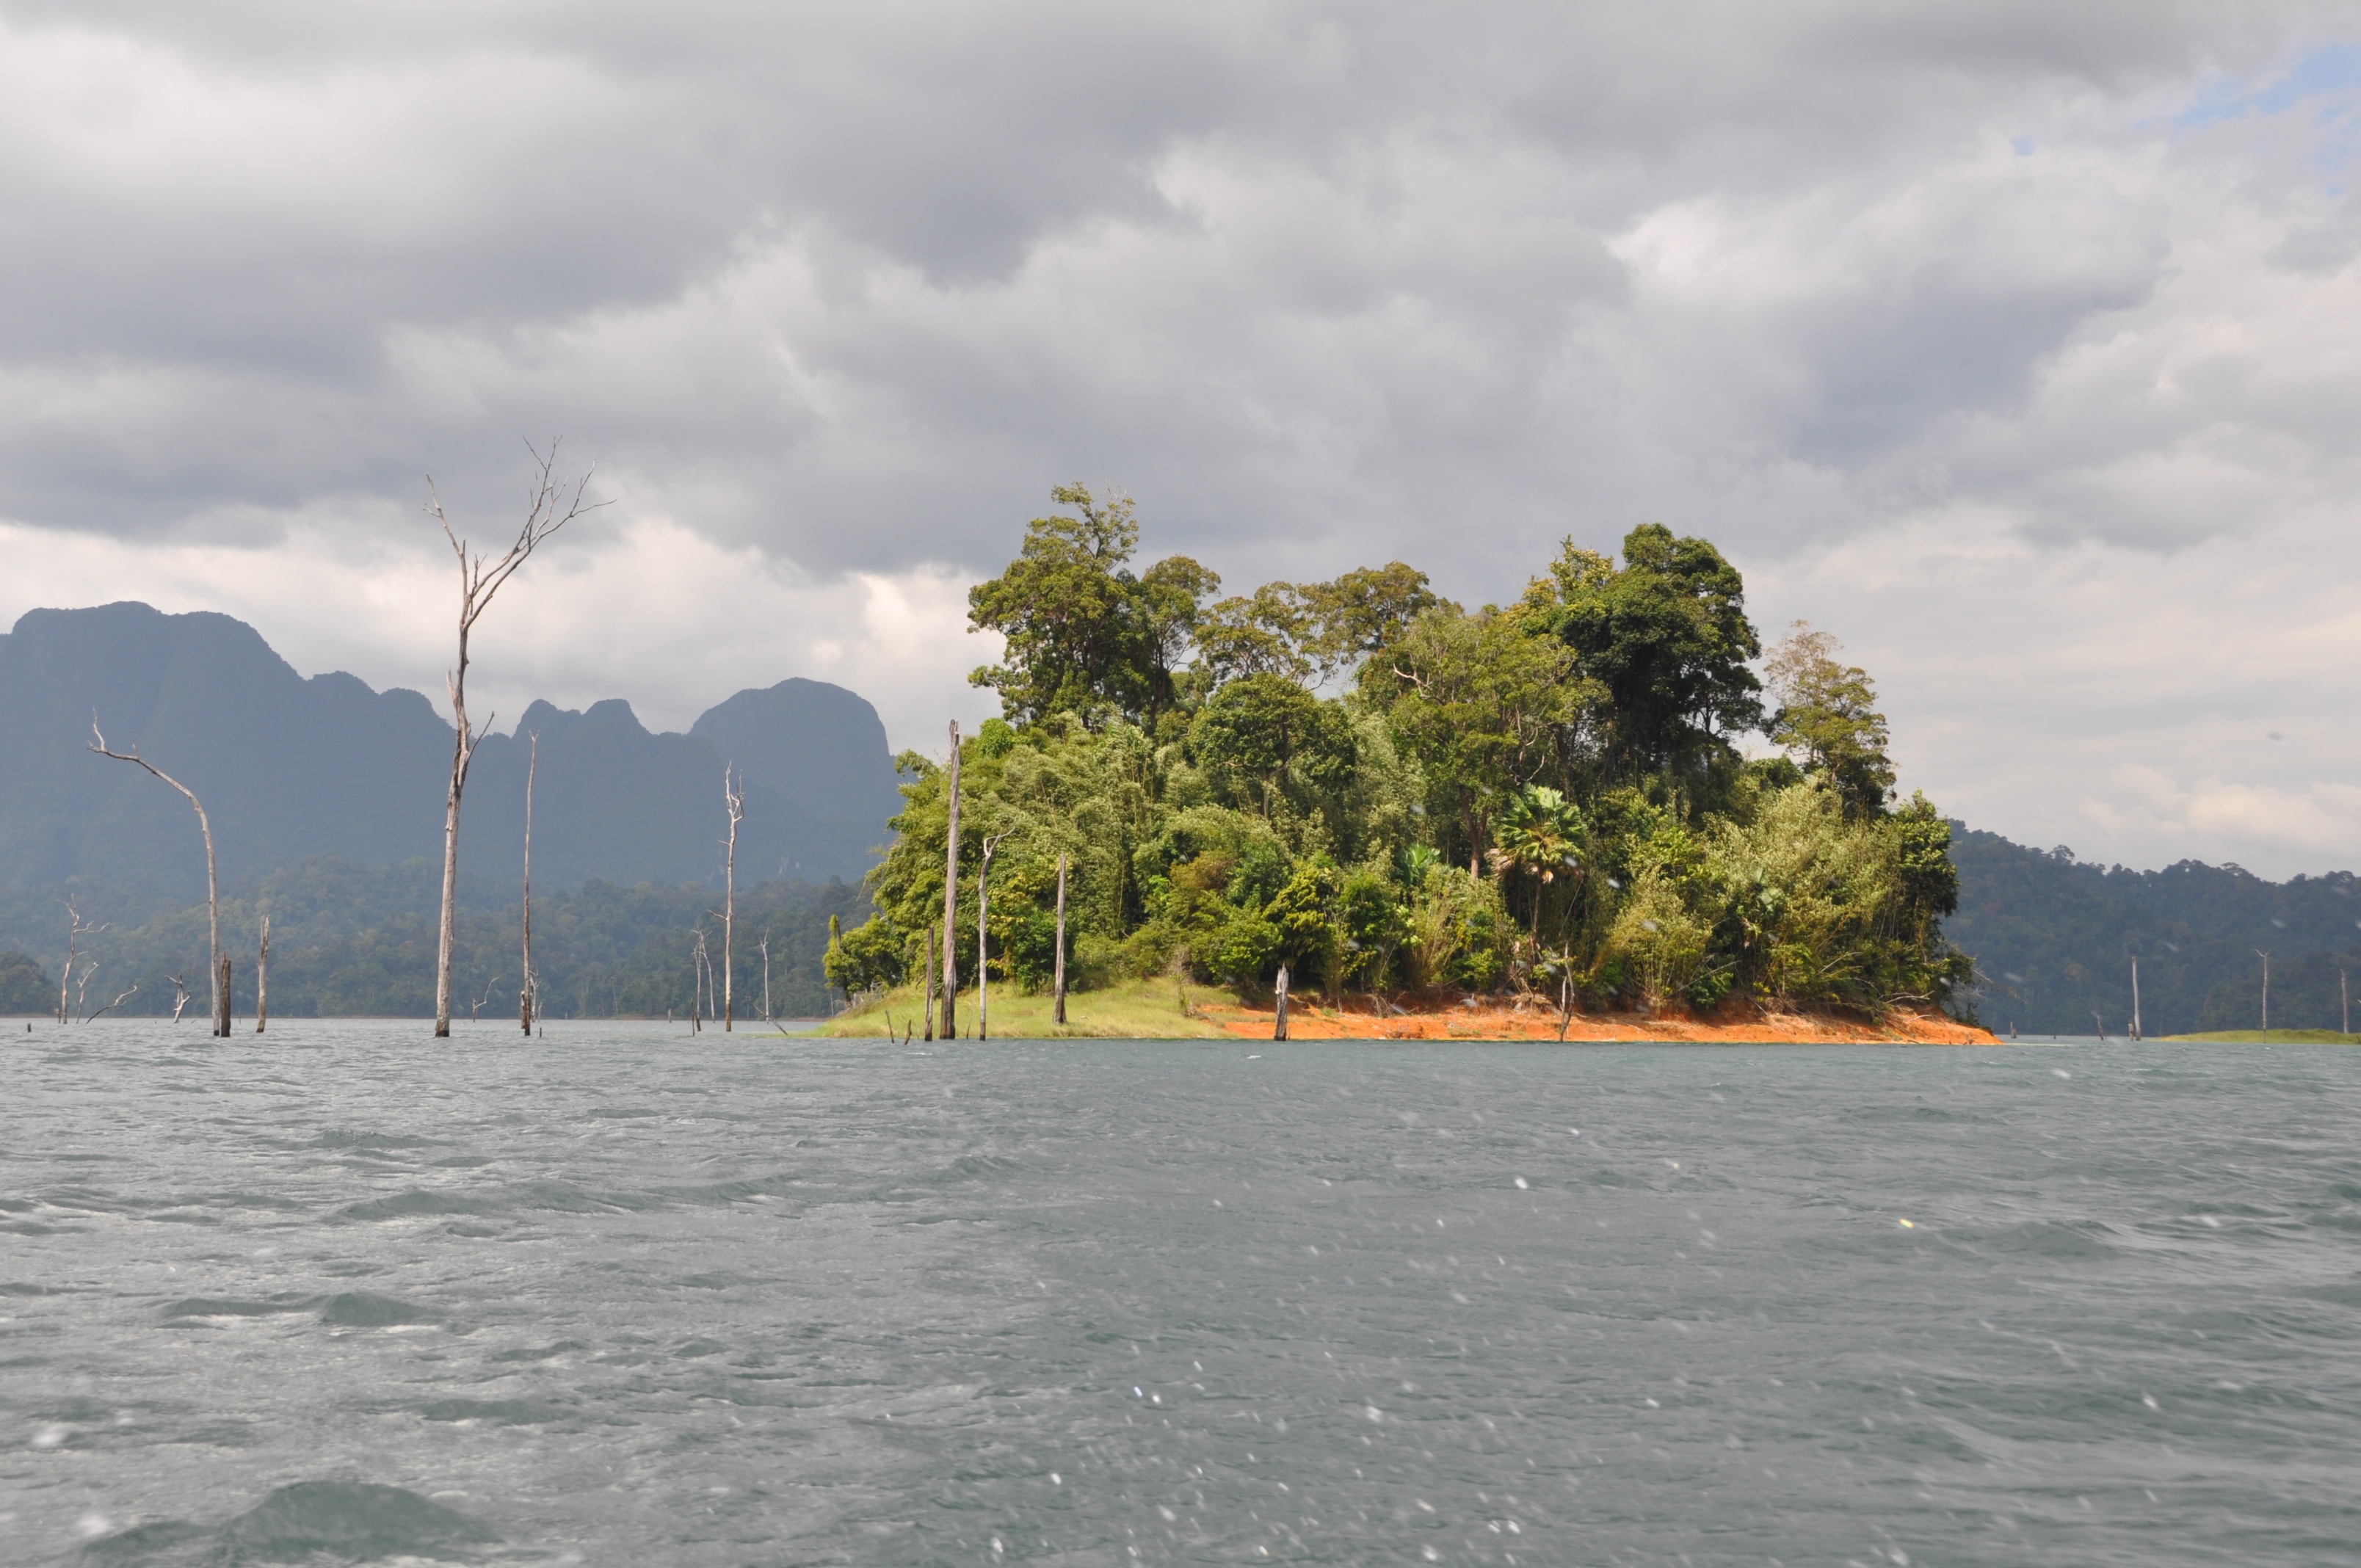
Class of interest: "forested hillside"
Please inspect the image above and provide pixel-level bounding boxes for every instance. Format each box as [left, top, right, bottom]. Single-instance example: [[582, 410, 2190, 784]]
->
[[0, 855, 866, 1020], [827, 486, 1969, 1021], [1945, 831, 2361, 1036], [0, 601, 900, 898]]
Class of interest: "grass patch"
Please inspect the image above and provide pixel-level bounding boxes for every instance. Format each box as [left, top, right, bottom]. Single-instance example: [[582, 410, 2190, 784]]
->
[[813, 976, 1234, 1039], [2162, 1029, 2361, 1044]]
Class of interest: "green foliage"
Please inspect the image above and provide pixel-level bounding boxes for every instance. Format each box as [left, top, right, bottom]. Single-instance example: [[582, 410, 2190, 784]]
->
[[1765, 622, 1896, 817], [965, 484, 1219, 727], [0, 951, 52, 1014], [910, 496, 1975, 1020], [825, 914, 907, 997], [1523, 525, 1763, 781]]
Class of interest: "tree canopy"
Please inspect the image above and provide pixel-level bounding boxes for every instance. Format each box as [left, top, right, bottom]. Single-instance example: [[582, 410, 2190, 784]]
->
[[847, 484, 1969, 1023]]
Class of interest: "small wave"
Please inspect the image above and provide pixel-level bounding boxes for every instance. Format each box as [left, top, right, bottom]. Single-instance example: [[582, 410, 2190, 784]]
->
[[216, 1481, 497, 1560], [590, 1107, 660, 1119], [313, 1130, 446, 1150], [486, 1340, 585, 1363], [417, 1397, 570, 1425], [163, 1297, 307, 1319], [337, 1180, 661, 1222], [1954, 1219, 2121, 1260], [319, 1293, 438, 1327]]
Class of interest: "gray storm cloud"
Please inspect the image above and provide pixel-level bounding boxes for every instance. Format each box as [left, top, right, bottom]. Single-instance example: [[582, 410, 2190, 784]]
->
[[0, 0, 2357, 874]]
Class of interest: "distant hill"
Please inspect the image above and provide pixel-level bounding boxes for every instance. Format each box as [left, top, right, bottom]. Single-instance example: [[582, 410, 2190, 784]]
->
[[1945, 828, 2361, 1036], [0, 602, 904, 902]]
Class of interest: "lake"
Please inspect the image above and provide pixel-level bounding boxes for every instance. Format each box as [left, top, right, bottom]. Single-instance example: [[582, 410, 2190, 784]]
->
[[4, 1022, 2357, 1565]]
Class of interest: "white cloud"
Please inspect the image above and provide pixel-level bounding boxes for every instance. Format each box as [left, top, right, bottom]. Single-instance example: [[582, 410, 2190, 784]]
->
[[0, 3, 2359, 874]]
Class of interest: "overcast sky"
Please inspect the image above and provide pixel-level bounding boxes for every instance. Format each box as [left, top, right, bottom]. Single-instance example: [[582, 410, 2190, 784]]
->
[[2, 1, 2357, 876]]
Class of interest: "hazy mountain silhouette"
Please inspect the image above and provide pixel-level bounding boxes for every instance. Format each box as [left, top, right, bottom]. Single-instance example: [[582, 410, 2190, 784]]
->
[[0, 602, 902, 900]]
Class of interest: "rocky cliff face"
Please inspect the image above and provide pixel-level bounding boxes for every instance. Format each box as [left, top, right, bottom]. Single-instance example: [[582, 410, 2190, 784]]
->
[[0, 601, 901, 899]]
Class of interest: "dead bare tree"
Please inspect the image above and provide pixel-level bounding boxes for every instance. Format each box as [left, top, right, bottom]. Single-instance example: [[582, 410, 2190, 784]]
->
[[56, 901, 104, 1025], [521, 730, 539, 1036], [924, 925, 936, 1042], [758, 929, 774, 1026], [977, 830, 1009, 1041], [470, 976, 501, 1023], [424, 440, 604, 1039], [73, 958, 102, 1021], [255, 914, 269, 1034], [165, 972, 192, 1023], [722, 765, 744, 1031], [87, 981, 138, 1023], [1053, 852, 1067, 1028], [690, 929, 711, 1032], [90, 722, 225, 1034], [940, 721, 961, 1040]]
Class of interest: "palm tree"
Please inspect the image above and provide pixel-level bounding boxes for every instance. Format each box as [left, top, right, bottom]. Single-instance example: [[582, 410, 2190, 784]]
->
[[1488, 785, 1586, 941]]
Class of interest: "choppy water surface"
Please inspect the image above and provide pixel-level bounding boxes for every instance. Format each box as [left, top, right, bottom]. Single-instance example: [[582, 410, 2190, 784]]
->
[[4, 1023, 2359, 1567]]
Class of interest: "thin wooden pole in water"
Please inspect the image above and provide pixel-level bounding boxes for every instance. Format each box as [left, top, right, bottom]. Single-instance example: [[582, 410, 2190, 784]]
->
[[940, 722, 960, 1041], [2130, 957, 2140, 1041], [1274, 964, 1290, 1041], [217, 956, 232, 1035], [2257, 948, 2271, 1033], [924, 925, 937, 1042], [1053, 852, 1067, 1028], [521, 731, 537, 1034], [2344, 967, 2351, 1037], [978, 832, 1008, 1042], [255, 915, 269, 1034]]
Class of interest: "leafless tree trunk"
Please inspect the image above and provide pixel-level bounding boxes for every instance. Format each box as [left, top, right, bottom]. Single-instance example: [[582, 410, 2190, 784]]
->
[[57, 901, 102, 1025], [1274, 964, 1290, 1041], [977, 831, 1008, 1041], [760, 930, 772, 1025], [470, 976, 500, 1022], [722, 765, 744, 1031], [1053, 852, 1067, 1027], [90, 723, 222, 1034], [255, 915, 269, 1034], [73, 959, 101, 1022], [87, 982, 138, 1022], [940, 722, 961, 1040], [425, 440, 603, 1039], [166, 973, 192, 1023], [924, 925, 936, 1042], [691, 929, 709, 1032], [217, 955, 232, 1034], [521, 730, 538, 1035]]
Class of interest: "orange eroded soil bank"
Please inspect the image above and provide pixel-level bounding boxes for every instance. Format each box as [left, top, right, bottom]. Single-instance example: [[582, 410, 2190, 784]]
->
[[1200, 997, 1994, 1044]]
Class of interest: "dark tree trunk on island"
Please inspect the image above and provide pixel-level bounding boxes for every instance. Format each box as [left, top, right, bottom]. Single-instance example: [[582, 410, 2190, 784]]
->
[[217, 956, 232, 1036], [1053, 852, 1068, 1027], [940, 721, 961, 1040]]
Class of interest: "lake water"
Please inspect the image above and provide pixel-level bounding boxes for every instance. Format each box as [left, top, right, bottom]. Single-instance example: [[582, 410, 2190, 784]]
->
[[4, 1022, 2358, 1567]]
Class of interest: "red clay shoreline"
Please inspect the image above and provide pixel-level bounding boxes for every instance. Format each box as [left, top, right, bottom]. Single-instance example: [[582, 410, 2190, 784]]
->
[[1198, 996, 1995, 1044]]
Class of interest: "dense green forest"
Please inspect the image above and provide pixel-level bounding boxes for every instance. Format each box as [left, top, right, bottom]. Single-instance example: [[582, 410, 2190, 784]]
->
[[1945, 832, 2361, 1036], [827, 486, 1969, 1019], [0, 854, 866, 1020]]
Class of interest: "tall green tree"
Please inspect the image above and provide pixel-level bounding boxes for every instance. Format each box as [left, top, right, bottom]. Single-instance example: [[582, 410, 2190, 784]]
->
[[1525, 525, 1763, 782], [967, 484, 1219, 727], [1763, 621, 1895, 818]]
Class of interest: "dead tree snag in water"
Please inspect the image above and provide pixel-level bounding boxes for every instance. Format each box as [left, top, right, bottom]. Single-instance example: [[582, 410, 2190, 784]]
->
[[940, 722, 962, 1040], [425, 440, 603, 1039], [90, 722, 225, 1034], [255, 915, 269, 1034], [521, 730, 539, 1035], [722, 765, 744, 1031]]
